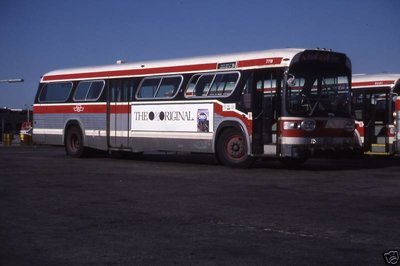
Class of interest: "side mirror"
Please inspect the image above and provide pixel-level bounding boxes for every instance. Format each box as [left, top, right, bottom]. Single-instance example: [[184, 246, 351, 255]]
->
[[287, 74, 296, 87]]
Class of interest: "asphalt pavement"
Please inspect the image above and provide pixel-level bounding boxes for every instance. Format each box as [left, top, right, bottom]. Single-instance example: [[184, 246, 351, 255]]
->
[[1, 145, 400, 265]]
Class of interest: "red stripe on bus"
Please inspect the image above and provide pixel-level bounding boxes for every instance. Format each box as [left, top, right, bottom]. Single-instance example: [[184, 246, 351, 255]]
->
[[34, 104, 132, 114], [42, 58, 285, 82], [213, 103, 252, 134], [352, 80, 394, 88], [237, 57, 283, 68], [110, 104, 130, 113], [33, 104, 107, 114], [34, 102, 254, 133], [42, 63, 218, 81]]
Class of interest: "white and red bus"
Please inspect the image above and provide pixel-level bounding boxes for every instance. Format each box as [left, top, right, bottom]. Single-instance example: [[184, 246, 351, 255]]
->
[[33, 48, 356, 167], [352, 74, 400, 155]]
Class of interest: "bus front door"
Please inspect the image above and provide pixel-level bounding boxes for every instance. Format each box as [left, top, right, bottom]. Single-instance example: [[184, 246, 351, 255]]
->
[[252, 71, 279, 156], [108, 79, 131, 149], [363, 90, 391, 155]]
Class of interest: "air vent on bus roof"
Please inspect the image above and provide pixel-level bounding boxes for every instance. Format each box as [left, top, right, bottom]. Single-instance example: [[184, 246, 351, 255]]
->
[[315, 48, 333, 51]]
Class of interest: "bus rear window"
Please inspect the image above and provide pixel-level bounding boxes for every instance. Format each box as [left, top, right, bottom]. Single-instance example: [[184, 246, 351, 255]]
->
[[38, 82, 73, 102]]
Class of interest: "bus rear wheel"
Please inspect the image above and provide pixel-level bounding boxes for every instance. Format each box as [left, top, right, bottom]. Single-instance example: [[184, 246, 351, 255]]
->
[[217, 128, 254, 168], [65, 126, 86, 158]]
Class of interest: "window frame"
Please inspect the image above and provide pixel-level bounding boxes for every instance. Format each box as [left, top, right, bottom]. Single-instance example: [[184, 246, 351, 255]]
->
[[135, 75, 183, 100], [185, 71, 241, 99], [38, 82, 74, 103], [73, 80, 105, 102]]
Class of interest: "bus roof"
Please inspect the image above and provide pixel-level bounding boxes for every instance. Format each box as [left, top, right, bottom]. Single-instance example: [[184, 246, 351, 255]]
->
[[352, 73, 400, 89], [41, 48, 342, 82]]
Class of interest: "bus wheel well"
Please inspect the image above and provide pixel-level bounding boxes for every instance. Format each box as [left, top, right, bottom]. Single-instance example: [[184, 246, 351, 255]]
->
[[64, 121, 82, 144], [215, 123, 254, 168], [215, 122, 244, 143], [64, 121, 86, 158]]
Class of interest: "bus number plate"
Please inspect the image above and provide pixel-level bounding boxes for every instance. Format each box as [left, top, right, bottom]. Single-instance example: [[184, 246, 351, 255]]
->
[[223, 103, 236, 111]]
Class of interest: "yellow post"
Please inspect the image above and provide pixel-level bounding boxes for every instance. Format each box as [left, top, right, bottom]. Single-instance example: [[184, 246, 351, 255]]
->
[[2, 133, 13, 146], [20, 133, 32, 145]]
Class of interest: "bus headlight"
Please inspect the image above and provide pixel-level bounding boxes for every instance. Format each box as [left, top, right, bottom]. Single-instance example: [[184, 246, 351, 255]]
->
[[344, 121, 355, 132], [301, 119, 316, 132], [283, 121, 300, 130], [393, 112, 397, 118]]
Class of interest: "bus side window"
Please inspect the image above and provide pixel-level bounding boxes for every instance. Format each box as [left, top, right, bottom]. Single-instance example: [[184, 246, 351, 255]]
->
[[155, 76, 182, 98], [208, 72, 239, 96], [87, 82, 104, 100], [185, 74, 199, 98], [137, 78, 161, 99], [74, 80, 105, 101], [39, 82, 73, 103], [185, 72, 240, 98], [195, 74, 214, 96]]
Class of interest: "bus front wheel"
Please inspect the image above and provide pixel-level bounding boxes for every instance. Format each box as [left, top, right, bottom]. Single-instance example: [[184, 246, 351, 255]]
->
[[217, 128, 254, 168], [65, 126, 86, 158]]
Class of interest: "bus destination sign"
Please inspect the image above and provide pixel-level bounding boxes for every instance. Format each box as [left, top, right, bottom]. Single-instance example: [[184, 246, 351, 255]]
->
[[218, 62, 236, 69]]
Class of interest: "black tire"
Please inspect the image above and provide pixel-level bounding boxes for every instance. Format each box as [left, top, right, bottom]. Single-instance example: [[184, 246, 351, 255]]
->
[[65, 125, 86, 158], [216, 128, 254, 168]]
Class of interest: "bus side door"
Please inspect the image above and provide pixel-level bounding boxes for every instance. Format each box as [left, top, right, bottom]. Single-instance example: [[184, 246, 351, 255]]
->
[[108, 79, 132, 149], [363, 89, 391, 154]]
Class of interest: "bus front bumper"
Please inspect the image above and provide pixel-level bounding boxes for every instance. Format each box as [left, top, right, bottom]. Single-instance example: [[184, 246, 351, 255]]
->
[[279, 136, 358, 158]]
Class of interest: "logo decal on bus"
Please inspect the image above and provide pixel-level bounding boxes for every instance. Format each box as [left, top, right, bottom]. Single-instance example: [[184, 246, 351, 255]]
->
[[197, 109, 209, 132], [134, 111, 194, 121], [73, 105, 85, 112], [130, 103, 213, 132]]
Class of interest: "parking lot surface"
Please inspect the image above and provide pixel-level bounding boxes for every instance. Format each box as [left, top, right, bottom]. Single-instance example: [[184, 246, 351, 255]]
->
[[1, 145, 400, 265]]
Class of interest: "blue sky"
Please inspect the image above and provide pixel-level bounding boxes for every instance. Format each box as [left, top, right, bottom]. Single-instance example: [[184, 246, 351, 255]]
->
[[0, 0, 399, 109]]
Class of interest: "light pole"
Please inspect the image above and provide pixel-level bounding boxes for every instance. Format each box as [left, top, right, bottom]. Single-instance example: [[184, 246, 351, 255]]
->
[[24, 104, 32, 123], [0, 78, 24, 83]]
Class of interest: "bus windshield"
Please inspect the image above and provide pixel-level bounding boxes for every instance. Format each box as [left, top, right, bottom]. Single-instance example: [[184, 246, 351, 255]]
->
[[286, 74, 350, 117]]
